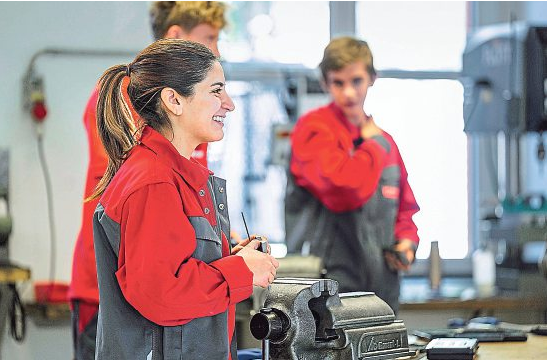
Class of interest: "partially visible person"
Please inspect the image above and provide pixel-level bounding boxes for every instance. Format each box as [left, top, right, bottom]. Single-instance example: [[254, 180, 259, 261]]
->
[[285, 36, 420, 313], [92, 38, 278, 360], [68, 2, 229, 359]]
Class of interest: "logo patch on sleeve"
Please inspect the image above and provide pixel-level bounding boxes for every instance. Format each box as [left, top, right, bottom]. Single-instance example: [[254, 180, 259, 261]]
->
[[382, 185, 400, 199]]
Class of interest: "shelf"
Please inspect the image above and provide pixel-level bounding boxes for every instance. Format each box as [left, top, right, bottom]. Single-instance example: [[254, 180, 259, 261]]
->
[[0, 264, 31, 283]]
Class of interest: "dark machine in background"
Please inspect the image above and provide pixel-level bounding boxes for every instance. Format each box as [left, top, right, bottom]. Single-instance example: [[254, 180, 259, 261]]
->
[[462, 23, 547, 133], [488, 214, 547, 293], [462, 22, 547, 295], [0, 149, 29, 344], [0, 150, 12, 264], [250, 278, 412, 360]]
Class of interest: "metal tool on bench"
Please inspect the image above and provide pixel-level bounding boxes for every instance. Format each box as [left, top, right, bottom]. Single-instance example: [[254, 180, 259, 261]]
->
[[250, 278, 412, 360]]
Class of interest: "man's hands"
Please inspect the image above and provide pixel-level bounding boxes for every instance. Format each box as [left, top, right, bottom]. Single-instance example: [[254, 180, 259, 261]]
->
[[234, 235, 279, 288], [384, 239, 416, 272]]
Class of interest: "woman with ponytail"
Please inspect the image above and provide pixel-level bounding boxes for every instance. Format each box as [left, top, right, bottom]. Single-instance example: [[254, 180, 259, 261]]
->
[[92, 39, 279, 360], [69, 5, 232, 359]]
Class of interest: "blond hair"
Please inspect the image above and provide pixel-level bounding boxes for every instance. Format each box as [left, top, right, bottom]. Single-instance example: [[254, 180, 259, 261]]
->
[[150, 1, 227, 40], [319, 36, 376, 81]]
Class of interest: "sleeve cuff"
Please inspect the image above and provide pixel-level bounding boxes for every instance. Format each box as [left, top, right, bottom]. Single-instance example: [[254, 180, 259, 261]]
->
[[396, 238, 419, 253], [210, 255, 253, 305]]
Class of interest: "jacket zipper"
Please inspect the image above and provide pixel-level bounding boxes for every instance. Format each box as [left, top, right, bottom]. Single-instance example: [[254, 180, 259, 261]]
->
[[152, 327, 158, 360]]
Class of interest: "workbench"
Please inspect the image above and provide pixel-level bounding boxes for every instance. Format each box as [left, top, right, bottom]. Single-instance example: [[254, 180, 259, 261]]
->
[[400, 296, 547, 331], [478, 334, 547, 359]]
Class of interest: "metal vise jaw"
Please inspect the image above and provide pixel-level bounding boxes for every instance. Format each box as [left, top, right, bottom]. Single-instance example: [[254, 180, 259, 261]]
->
[[250, 278, 412, 360]]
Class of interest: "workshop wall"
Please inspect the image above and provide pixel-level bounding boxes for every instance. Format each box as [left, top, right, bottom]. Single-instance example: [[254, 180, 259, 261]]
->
[[0, 3, 153, 358], [0, 2, 150, 300]]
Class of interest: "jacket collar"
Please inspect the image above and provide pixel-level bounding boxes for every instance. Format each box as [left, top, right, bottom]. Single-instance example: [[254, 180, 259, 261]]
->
[[139, 126, 211, 191], [328, 102, 361, 139]]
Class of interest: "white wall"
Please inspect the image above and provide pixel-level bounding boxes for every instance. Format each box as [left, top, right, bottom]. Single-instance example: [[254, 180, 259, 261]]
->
[[0, 2, 151, 357], [1, 1, 151, 292]]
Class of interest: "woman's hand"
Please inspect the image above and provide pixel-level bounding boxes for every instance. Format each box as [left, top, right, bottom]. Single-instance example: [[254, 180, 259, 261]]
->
[[231, 234, 270, 255], [236, 238, 279, 288]]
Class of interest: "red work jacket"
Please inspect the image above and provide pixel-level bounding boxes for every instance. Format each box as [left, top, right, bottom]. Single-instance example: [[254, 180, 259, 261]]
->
[[289, 102, 419, 243], [286, 102, 419, 312], [94, 126, 251, 359]]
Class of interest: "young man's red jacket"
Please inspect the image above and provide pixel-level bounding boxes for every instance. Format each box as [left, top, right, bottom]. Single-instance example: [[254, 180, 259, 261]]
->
[[285, 102, 419, 313]]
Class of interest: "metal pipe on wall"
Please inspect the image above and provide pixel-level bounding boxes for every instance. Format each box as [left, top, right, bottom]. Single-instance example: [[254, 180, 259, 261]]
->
[[22, 48, 138, 111]]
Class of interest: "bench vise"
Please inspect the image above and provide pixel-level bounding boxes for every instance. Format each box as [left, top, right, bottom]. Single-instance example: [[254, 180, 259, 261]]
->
[[250, 278, 412, 360]]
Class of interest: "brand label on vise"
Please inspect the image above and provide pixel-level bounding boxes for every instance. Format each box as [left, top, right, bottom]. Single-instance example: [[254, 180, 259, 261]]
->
[[360, 332, 403, 356]]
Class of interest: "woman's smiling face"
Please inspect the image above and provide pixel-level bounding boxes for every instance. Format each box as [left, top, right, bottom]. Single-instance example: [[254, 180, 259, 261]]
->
[[180, 61, 235, 146]]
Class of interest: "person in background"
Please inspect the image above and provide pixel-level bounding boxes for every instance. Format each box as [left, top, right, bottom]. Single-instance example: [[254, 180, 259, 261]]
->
[[68, 2, 230, 359], [285, 36, 420, 313], [92, 39, 278, 360]]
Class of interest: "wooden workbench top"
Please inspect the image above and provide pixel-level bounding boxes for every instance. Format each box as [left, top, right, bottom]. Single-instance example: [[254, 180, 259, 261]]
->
[[400, 296, 547, 311], [479, 334, 547, 359]]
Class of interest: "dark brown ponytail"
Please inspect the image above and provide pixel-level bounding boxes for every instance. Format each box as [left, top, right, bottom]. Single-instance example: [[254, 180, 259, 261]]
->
[[87, 65, 138, 200]]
